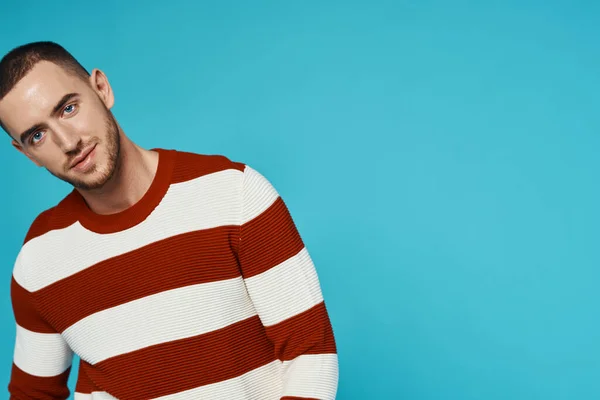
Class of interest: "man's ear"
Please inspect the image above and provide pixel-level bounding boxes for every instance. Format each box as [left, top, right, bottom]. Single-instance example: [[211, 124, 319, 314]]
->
[[89, 68, 115, 110], [12, 140, 42, 167]]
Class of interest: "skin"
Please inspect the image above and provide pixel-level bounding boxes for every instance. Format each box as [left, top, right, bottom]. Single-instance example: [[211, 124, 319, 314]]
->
[[0, 61, 159, 215]]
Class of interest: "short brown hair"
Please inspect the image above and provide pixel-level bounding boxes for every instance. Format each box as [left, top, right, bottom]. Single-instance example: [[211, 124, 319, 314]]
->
[[0, 41, 89, 101], [0, 41, 90, 136]]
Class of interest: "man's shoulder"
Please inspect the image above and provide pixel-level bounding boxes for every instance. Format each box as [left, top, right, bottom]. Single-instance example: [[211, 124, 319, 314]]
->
[[23, 191, 79, 245], [169, 148, 248, 184], [23, 207, 56, 245], [14, 192, 77, 288]]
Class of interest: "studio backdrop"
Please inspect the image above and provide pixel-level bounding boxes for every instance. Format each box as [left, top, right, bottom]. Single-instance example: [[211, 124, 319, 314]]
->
[[1, 1, 599, 399]]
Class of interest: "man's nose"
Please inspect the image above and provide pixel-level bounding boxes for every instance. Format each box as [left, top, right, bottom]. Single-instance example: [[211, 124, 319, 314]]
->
[[52, 126, 82, 153]]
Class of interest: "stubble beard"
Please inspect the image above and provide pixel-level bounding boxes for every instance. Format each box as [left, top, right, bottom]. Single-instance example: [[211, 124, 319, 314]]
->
[[49, 111, 121, 191]]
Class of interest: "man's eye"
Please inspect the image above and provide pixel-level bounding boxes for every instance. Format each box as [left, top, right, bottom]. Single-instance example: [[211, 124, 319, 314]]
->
[[64, 104, 76, 114], [31, 131, 44, 144]]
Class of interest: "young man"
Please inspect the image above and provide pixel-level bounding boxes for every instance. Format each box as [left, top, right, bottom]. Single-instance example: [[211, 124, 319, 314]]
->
[[0, 41, 338, 400]]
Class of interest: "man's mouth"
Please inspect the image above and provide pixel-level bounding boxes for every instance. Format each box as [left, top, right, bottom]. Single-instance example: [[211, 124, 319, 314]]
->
[[70, 144, 97, 170]]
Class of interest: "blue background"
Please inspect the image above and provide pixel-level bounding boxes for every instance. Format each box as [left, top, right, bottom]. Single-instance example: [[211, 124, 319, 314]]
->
[[1, 1, 599, 399]]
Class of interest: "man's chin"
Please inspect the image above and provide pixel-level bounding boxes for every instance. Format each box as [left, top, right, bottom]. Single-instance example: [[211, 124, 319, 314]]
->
[[48, 169, 110, 191], [72, 180, 109, 191]]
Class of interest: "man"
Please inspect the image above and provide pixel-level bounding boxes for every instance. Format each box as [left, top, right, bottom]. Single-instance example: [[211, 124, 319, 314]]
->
[[0, 41, 338, 400]]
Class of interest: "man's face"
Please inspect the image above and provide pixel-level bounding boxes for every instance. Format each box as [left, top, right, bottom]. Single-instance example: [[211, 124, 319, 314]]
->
[[0, 61, 120, 191]]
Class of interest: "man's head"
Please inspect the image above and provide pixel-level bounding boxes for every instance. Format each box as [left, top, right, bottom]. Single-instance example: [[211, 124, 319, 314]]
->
[[0, 41, 121, 191]]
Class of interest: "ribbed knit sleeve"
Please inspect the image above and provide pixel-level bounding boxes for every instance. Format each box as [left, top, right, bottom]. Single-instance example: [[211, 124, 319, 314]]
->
[[238, 165, 339, 400], [8, 212, 74, 399]]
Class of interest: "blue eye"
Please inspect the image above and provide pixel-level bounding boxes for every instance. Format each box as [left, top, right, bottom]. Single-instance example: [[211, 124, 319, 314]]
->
[[31, 131, 44, 144], [64, 104, 75, 114]]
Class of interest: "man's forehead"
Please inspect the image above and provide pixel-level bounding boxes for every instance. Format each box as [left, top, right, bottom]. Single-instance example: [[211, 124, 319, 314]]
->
[[0, 61, 81, 132], [9, 61, 79, 100]]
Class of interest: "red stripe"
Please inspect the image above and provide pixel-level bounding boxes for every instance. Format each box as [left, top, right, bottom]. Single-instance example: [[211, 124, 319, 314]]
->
[[35, 226, 242, 332], [11, 277, 55, 333], [239, 197, 305, 278], [8, 363, 71, 400], [23, 189, 92, 244], [265, 302, 337, 361], [23, 207, 55, 244], [74, 364, 97, 394], [171, 151, 244, 184], [80, 316, 276, 400], [22, 205, 78, 245], [281, 397, 320, 400]]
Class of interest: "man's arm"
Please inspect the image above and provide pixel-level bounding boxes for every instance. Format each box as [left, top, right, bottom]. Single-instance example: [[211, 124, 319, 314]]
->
[[8, 220, 74, 399], [237, 165, 339, 400]]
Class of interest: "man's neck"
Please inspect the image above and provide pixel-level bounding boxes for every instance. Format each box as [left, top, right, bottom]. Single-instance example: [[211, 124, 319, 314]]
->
[[77, 138, 160, 216]]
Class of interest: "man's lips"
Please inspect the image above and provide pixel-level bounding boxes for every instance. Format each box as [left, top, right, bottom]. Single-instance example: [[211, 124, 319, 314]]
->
[[70, 144, 97, 169]]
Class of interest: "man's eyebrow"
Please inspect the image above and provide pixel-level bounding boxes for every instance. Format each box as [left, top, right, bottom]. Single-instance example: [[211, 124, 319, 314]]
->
[[51, 92, 79, 117], [18, 92, 80, 144]]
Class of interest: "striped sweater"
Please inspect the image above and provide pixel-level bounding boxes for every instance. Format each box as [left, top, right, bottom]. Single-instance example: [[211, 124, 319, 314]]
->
[[8, 148, 338, 399]]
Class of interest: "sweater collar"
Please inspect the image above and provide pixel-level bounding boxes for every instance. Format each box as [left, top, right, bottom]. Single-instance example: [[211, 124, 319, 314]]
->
[[68, 148, 176, 234]]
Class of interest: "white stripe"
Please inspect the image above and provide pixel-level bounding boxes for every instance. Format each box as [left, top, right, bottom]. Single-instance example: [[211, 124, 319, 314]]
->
[[282, 354, 339, 400], [152, 360, 283, 400], [63, 277, 256, 364], [13, 324, 73, 377], [243, 247, 323, 326], [14, 168, 244, 291], [74, 392, 117, 399], [241, 165, 279, 224]]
